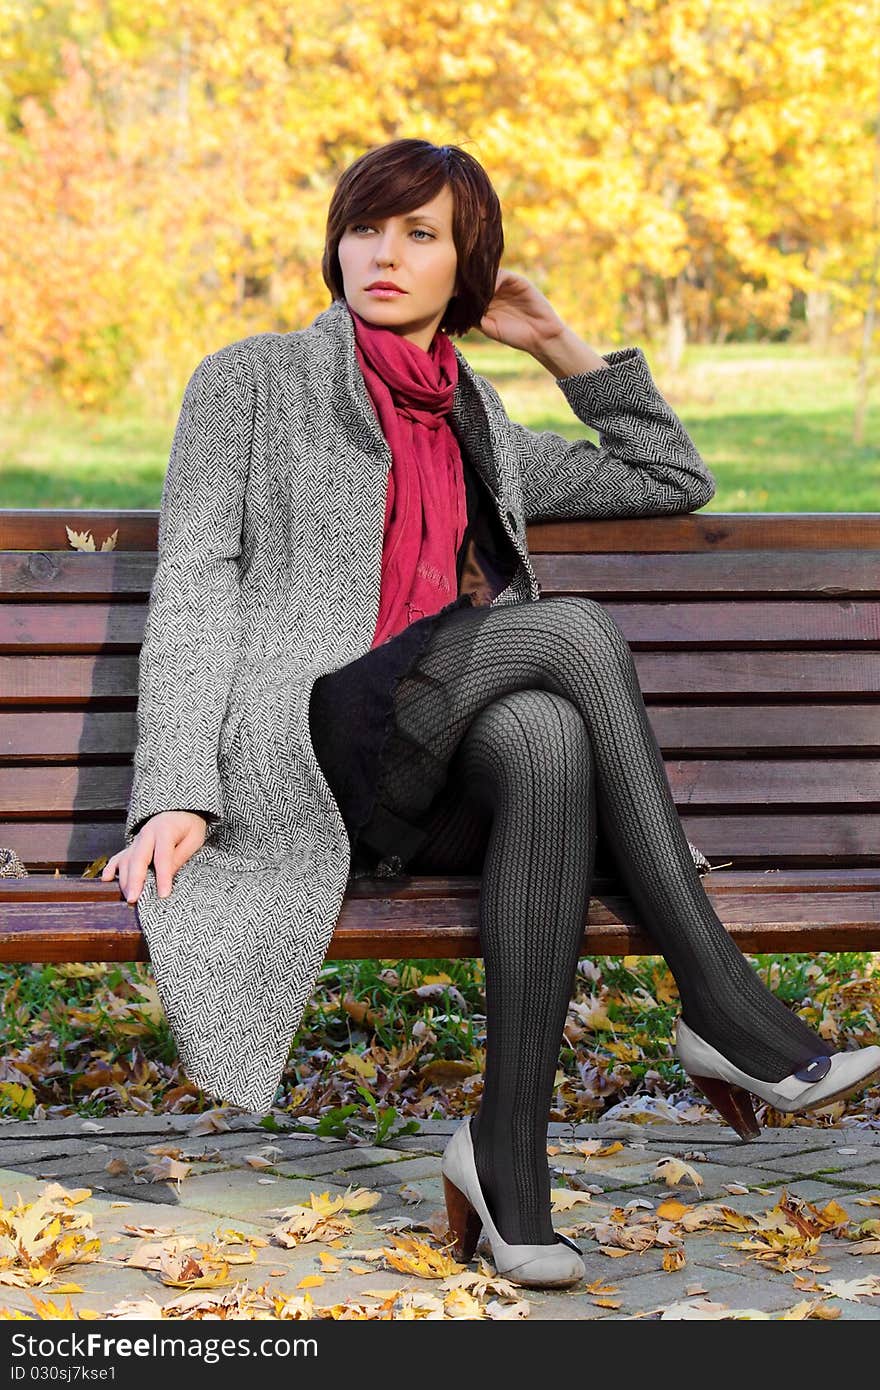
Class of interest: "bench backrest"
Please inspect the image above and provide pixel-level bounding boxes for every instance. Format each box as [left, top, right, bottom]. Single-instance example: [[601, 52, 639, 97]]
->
[[1, 509, 877, 874]]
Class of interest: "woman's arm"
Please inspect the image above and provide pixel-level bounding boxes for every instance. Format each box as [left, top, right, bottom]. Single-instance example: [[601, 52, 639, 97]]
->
[[124, 346, 254, 846], [479, 347, 717, 524]]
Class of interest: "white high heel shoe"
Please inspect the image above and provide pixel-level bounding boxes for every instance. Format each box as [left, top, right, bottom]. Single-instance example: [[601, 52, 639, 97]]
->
[[440, 1117, 585, 1289], [675, 1017, 880, 1140]]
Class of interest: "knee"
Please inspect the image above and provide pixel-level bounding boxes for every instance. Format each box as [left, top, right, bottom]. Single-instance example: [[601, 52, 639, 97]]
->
[[543, 595, 634, 674], [456, 689, 592, 801]]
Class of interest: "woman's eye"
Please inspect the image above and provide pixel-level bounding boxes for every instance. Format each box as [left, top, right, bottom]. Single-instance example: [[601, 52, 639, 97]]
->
[[351, 223, 434, 240]]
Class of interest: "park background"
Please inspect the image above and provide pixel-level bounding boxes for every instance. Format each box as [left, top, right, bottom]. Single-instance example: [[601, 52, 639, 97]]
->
[[1, 0, 879, 1126]]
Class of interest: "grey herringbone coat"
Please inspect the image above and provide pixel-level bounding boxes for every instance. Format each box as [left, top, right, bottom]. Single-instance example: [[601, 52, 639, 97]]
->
[[124, 296, 717, 1114]]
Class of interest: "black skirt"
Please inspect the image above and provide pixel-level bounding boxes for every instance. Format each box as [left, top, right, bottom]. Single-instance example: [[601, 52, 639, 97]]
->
[[308, 591, 477, 879]]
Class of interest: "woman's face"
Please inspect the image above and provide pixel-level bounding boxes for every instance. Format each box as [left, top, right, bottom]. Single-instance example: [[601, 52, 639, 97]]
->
[[337, 183, 459, 352]]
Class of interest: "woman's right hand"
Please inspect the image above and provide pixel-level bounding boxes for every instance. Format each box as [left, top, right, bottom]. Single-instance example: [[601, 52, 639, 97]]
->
[[101, 810, 209, 903]]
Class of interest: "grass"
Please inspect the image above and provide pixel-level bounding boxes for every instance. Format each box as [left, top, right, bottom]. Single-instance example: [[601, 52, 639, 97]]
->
[[1, 341, 878, 1122], [2, 340, 878, 511]]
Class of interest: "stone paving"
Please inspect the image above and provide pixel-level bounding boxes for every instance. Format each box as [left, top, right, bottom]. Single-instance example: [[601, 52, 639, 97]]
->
[[1, 1111, 880, 1320]]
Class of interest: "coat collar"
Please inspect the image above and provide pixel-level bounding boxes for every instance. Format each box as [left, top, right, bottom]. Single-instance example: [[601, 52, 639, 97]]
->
[[304, 297, 502, 497]]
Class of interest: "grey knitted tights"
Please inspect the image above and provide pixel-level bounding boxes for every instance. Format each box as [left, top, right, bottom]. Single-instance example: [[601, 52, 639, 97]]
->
[[369, 595, 833, 1245]]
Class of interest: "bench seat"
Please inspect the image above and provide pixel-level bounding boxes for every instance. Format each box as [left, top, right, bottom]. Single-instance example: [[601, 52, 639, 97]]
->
[[1, 506, 878, 965]]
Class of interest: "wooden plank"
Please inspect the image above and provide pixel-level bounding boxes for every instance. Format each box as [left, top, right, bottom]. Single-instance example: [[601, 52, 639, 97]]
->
[[3, 650, 880, 705], [4, 758, 879, 818], [525, 514, 880, 553], [1, 807, 879, 875], [0, 882, 878, 963], [3, 598, 880, 649], [0, 513, 158, 551], [4, 867, 879, 902], [3, 510, 880, 554], [3, 548, 879, 600], [0, 550, 158, 597], [3, 705, 877, 759], [534, 551, 880, 596]]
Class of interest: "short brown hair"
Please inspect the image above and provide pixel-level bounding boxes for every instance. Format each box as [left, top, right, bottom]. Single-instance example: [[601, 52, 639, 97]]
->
[[321, 138, 504, 338]]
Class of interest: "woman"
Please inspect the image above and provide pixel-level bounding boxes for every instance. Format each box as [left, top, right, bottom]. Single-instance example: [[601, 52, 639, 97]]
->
[[103, 138, 880, 1291]]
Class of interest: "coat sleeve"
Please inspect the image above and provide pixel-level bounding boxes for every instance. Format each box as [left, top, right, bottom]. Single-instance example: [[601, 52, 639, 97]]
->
[[483, 347, 716, 523], [123, 347, 254, 845]]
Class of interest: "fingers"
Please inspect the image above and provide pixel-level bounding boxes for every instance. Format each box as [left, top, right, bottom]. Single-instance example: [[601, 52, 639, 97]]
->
[[101, 822, 204, 905]]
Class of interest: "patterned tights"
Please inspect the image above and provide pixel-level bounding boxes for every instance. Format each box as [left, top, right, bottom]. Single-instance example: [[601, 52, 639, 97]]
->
[[366, 596, 833, 1246]]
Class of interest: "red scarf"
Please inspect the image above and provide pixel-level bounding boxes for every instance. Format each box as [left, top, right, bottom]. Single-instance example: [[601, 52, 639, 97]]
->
[[348, 303, 469, 648]]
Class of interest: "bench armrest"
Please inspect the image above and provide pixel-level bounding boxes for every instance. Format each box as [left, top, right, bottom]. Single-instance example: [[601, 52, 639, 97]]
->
[[483, 347, 717, 523], [124, 347, 254, 846]]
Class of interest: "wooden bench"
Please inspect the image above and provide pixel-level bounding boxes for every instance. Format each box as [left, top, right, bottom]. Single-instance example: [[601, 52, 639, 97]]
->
[[1, 508, 878, 965]]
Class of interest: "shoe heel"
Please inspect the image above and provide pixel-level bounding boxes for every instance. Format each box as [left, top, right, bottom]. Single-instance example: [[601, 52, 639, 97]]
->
[[442, 1172, 483, 1261], [688, 1072, 761, 1141]]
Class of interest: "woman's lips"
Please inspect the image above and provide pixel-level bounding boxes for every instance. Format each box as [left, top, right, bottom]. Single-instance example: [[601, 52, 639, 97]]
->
[[367, 287, 405, 297]]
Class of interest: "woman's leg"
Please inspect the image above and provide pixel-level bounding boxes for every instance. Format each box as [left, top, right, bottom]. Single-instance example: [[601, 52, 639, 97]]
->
[[406, 690, 597, 1247], [374, 595, 834, 1086]]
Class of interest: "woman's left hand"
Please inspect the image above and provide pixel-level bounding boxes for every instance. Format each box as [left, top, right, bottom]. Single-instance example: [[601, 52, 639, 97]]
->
[[477, 269, 568, 356]]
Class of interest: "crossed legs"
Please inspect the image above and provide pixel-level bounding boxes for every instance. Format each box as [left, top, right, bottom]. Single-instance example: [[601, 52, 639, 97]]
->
[[371, 596, 833, 1244]]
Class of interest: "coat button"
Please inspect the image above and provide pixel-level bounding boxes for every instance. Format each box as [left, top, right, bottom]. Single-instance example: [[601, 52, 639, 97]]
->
[[506, 509, 518, 532]]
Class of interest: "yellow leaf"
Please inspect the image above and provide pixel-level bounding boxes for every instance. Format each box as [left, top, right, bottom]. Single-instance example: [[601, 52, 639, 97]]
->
[[296, 1274, 324, 1288], [654, 1156, 703, 1189], [657, 1199, 691, 1221], [340, 1052, 377, 1081], [342, 1187, 382, 1212], [550, 1189, 594, 1211], [0, 1082, 35, 1111]]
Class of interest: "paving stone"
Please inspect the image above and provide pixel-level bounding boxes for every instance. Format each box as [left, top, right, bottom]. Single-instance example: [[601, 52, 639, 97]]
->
[[757, 1148, 873, 1178], [394, 1120, 459, 1135], [817, 1164, 880, 1187], [172, 1169, 353, 1222], [606, 1263, 801, 1316], [270, 1146, 409, 1179], [0, 1137, 106, 1165], [357, 1155, 444, 1187], [382, 1135, 446, 1154]]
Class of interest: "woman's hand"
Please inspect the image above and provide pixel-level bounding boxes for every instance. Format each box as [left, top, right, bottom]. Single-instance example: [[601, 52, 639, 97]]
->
[[477, 269, 569, 357], [102, 811, 208, 904]]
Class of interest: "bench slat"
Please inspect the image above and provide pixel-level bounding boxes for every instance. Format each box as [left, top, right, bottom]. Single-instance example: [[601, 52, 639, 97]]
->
[[2, 812, 878, 872], [4, 549, 880, 599], [3, 598, 880, 648], [4, 758, 879, 816], [4, 510, 880, 553], [3, 651, 880, 704], [1, 873, 878, 963], [3, 705, 878, 758]]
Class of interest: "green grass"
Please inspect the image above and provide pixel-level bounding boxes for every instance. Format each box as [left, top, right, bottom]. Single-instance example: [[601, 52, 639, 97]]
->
[[2, 950, 878, 1123], [2, 341, 878, 511]]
